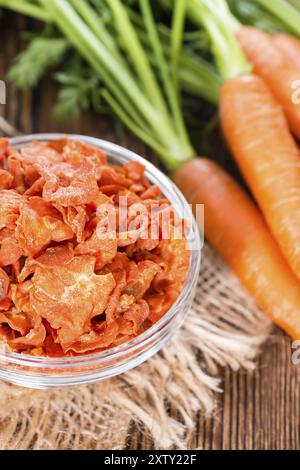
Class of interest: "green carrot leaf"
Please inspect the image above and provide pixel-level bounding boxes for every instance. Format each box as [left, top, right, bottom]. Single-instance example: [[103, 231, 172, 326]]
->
[[53, 64, 100, 121], [8, 36, 68, 89]]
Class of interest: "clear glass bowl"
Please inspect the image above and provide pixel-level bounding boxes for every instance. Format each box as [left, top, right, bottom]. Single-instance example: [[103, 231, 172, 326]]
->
[[0, 134, 201, 389]]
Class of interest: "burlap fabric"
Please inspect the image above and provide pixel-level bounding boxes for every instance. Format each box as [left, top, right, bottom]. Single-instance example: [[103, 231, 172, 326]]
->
[[0, 244, 271, 450]]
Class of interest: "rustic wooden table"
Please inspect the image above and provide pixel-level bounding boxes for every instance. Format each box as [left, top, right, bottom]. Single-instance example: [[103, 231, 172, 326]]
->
[[1, 13, 300, 451]]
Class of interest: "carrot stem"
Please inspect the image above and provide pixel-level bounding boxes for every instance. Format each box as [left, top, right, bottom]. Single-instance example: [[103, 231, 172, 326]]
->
[[69, 0, 127, 68], [187, 0, 251, 79], [139, 0, 190, 147], [101, 89, 176, 162], [127, 19, 222, 104], [0, 0, 49, 21], [40, 0, 195, 170], [170, 0, 187, 91], [105, 0, 168, 117], [254, 0, 300, 37]]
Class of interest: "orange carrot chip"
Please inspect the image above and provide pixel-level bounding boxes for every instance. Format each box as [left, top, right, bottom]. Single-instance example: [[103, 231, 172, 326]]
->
[[124, 260, 161, 299], [123, 299, 150, 334], [65, 321, 119, 354], [0, 189, 23, 230], [39, 160, 100, 206], [62, 140, 107, 169], [11, 281, 33, 313], [0, 138, 9, 165], [18, 244, 74, 282], [20, 142, 63, 166], [0, 267, 11, 310], [16, 197, 74, 256], [55, 205, 88, 243], [124, 161, 145, 182], [0, 170, 13, 190], [30, 255, 115, 347], [9, 312, 46, 351], [0, 310, 31, 336]]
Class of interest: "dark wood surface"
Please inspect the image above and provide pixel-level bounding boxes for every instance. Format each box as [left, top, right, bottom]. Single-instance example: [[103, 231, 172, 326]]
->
[[1, 12, 300, 451]]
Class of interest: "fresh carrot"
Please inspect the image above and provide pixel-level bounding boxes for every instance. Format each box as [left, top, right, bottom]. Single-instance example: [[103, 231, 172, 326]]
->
[[273, 33, 300, 69], [237, 26, 300, 139], [220, 72, 300, 282], [174, 158, 300, 339]]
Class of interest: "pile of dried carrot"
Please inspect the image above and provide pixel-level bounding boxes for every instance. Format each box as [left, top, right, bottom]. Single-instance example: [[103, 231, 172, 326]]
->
[[0, 138, 190, 356]]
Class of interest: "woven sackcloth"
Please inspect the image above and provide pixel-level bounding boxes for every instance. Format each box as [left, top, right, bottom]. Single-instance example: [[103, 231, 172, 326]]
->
[[0, 243, 271, 450]]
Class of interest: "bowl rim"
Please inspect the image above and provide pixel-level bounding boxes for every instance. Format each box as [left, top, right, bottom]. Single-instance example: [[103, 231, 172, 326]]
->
[[0, 133, 201, 368]]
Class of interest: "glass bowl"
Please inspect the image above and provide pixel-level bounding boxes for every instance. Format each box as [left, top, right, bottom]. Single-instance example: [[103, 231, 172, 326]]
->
[[0, 134, 201, 389]]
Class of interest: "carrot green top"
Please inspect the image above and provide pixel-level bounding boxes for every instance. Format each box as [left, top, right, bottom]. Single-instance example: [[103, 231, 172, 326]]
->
[[0, 0, 200, 171], [187, 0, 252, 80]]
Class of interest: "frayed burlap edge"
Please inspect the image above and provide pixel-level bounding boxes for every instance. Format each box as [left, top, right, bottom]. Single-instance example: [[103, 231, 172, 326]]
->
[[0, 244, 271, 450]]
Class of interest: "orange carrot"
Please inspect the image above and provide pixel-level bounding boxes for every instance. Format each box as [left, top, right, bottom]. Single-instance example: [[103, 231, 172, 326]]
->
[[237, 26, 300, 138], [174, 158, 300, 339], [273, 33, 300, 69], [220, 73, 300, 282]]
